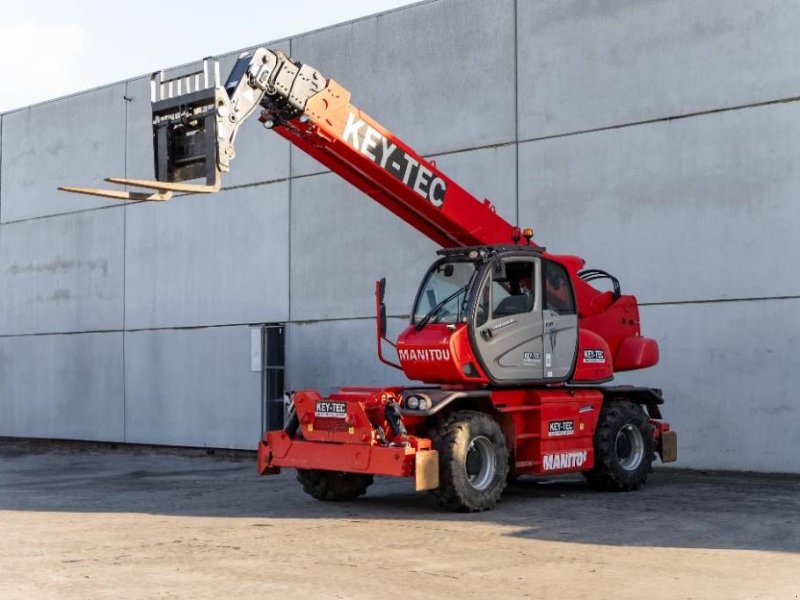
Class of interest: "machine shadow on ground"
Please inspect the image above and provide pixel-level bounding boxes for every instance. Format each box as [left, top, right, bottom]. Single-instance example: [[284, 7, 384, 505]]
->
[[1, 441, 798, 555]]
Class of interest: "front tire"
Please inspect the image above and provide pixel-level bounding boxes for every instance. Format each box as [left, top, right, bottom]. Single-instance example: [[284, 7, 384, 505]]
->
[[584, 400, 654, 491], [296, 469, 373, 501], [430, 410, 509, 512]]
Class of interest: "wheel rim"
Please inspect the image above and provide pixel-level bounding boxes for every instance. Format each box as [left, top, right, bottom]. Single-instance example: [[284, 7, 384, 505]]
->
[[615, 424, 644, 470], [465, 435, 496, 491]]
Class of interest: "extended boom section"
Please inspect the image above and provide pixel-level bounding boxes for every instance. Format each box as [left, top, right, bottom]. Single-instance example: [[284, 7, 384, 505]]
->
[[250, 50, 517, 248]]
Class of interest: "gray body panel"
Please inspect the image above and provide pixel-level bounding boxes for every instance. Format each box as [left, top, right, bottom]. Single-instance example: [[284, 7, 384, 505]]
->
[[543, 309, 578, 380], [469, 254, 578, 384]]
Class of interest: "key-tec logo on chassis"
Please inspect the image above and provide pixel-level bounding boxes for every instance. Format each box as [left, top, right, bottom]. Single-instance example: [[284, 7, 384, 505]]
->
[[315, 401, 347, 418], [342, 112, 447, 208], [548, 419, 575, 437], [583, 349, 606, 364]]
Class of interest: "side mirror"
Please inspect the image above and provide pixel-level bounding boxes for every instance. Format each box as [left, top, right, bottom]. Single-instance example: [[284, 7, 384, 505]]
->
[[374, 277, 402, 370], [375, 277, 388, 338], [378, 277, 386, 303], [379, 303, 388, 338]]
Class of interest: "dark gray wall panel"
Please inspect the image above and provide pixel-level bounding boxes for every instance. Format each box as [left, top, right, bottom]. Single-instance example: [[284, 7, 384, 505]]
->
[[518, 0, 800, 139], [618, 299, 800, 473], [518, 102, 800, 304], [125, 182, 289, 329], [290, 0, 516, 177], [124, 326, 261, 449], [0, 332, 124, 441], [1, 84, 127, 222], [0, 208, 124, 335], [286, 317, 409, 392]]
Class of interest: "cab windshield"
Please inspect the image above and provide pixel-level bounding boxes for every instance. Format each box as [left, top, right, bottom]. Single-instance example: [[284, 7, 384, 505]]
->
[[413, 260, 477, 325]]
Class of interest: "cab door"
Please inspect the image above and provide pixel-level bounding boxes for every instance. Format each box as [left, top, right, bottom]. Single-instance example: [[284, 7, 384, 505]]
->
[[541, 259, 579, 379], [471, 257, 545, 383]]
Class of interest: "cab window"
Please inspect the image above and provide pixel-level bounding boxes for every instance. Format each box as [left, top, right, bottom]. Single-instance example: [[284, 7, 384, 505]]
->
[[544, 260, 576, 315], [492, 261, 535, 318], [413, 260, 477, 324]]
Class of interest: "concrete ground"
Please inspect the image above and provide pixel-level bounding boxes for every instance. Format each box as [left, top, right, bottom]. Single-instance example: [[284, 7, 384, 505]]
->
[[0, 441, 798, 600]]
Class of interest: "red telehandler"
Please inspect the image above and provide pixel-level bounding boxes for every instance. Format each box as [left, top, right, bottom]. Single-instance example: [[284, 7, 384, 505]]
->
[[62, 48, 677, 511]]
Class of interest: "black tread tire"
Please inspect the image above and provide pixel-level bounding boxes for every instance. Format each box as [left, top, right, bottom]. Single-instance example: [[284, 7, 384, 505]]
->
[[296, 469, 373, 501], [583, 400, 654, 492], [429, 410, 509, 512]]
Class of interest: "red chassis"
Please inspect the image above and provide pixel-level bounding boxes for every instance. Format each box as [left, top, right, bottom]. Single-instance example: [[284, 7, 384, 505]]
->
[[258, 386, 675, 490]]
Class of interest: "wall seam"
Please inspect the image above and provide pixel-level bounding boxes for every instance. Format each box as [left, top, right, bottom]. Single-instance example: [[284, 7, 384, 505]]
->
[[122, 83, 129, 443], [513, 0, 520, 227], [520, 93, 800, 145], [288, 37, 294, 327], [2, 291, 800, 339], [0, 114, 4, 222], [6, 88, 800, 226], [286, 36, 294, 393]]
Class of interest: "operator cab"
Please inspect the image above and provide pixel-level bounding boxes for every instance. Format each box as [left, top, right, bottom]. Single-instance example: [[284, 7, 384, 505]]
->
[[396, 246, 585, 386]]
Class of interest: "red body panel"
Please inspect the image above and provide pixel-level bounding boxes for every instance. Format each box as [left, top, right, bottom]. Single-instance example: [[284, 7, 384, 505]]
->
[[260, 432, 419, 477], [491, 388, 603, 475], [396, 323, 489, 384], [259, 386, 625, 477], [572, 329, 614, 382], [258, 388, 433, 477]]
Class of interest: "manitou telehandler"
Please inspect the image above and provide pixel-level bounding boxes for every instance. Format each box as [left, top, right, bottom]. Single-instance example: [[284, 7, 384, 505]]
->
[[62, 48, 677, 511]]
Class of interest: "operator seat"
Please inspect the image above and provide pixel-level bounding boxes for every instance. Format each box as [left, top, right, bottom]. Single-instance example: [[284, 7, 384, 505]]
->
[[493, 294, 533, 317]]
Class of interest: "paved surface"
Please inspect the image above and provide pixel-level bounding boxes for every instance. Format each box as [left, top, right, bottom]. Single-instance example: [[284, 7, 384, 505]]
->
[[1, 441, 799, 599]]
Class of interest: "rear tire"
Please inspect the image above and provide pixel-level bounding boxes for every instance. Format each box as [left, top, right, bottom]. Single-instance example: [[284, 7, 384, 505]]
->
[[296, 469, 373, 501], [583, 400, 654, 491], [430, 410, 509, 512]]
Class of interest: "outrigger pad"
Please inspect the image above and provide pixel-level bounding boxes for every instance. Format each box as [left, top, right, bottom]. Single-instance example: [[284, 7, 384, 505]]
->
[[415, 450, 440, 491]]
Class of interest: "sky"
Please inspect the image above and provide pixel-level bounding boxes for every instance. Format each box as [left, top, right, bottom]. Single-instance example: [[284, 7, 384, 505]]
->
[[0, 0, 419, 113]]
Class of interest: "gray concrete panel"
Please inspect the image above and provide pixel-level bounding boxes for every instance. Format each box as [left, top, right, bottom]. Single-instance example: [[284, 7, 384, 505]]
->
[[125, 181, 289, 330], [0, 208, 124, 335], [290, 145, 515, 321], [0, 114, 3, 217], [518, 102, 800, 304], [291, 168, 435, 321], [431, 144, 518, 226], [286, 317, 409, 392], [122, 76, 156, 184], [617, 299, 800, 474], [290, 0, 516, 178], [1, 85, 126, 223], [124, 326, 261, 449], [518, 0, 800, 139], [0, 332, 124, 441]]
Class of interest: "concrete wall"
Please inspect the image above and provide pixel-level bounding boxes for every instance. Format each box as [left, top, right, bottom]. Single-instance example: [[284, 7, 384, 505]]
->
[[1, 0, 798, 472]]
